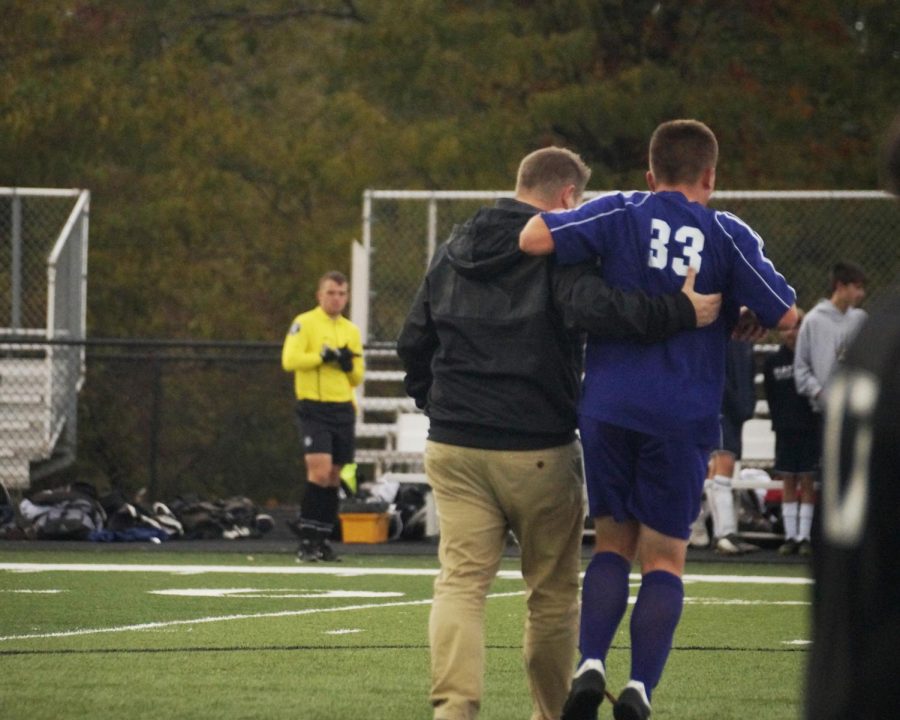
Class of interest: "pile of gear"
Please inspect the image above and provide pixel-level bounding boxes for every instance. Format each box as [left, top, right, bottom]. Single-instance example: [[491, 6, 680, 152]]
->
[[0, 481, 274, 543], [354, 479, 430, 542]]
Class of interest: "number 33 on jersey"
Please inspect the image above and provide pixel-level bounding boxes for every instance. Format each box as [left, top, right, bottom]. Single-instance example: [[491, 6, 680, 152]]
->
[[648, 218, 705, 275]]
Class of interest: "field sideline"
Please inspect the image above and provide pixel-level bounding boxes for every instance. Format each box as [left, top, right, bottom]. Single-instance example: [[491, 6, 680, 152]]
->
[[0, 549, 811, 719]]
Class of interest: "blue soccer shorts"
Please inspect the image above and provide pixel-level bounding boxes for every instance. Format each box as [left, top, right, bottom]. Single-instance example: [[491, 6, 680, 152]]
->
[[579, 416, 708, 540]]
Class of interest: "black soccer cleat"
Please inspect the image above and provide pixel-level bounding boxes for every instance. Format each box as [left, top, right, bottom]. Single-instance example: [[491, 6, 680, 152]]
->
[[561, 659, 606, 720], [317, 538, 341, 562], [778, 538, 800, 556], [296, 539, 319, 563], [613, 682, 651, 720]]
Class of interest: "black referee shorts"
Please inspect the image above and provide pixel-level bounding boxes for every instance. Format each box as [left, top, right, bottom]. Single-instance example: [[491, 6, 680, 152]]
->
[[773, 425, 821, 475], [294, 400, 356, 465]]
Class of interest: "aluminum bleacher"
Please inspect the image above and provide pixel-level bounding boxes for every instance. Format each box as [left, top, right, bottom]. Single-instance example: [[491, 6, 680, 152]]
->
[[353, 349, 436, 534]]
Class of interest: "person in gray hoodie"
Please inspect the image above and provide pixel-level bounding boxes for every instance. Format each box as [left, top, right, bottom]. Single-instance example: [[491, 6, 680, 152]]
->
[[793, 261, 868, 413]]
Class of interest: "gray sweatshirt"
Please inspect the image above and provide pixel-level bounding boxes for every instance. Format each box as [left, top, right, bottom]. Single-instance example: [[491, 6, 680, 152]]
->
[[794, 298, 868, 411]]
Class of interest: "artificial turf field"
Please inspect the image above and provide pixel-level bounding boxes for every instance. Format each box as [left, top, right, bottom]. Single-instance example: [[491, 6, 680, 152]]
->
[[0, 548, 811, 719]]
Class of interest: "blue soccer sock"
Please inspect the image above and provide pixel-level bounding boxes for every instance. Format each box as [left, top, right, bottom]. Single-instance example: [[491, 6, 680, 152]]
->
[[578, 551, 632, 665], [629, 570, 684, 699]]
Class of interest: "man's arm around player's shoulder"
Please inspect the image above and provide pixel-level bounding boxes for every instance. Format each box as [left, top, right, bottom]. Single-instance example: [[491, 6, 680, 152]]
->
[[553, 264, 721, 342]]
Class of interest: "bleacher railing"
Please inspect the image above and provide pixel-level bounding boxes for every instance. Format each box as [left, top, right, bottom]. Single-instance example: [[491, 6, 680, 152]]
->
[[1, 188, 90, 487]]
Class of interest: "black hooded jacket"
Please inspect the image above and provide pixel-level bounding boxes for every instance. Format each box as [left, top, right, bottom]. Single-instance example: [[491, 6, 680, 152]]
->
[[396, 198, 695, 450]]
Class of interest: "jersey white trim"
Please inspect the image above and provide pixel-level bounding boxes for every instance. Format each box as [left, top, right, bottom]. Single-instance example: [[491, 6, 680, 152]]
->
[[547, 192, 652, 233], [715, 211, 795, 311]]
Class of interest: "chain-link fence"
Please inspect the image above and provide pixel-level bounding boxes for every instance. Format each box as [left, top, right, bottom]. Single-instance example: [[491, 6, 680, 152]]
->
[[1, 189, 87, 334], [0, 339, 419, 505], [356, 190, 900, 344], [1, 190, 89, 490], [71, 339, 301, 505], [3, 189, 896, 501]]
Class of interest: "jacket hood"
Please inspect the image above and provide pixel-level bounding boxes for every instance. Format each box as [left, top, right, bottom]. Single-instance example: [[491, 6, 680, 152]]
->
[[813, 298, 856, 321], [446, 199, 537, 280]]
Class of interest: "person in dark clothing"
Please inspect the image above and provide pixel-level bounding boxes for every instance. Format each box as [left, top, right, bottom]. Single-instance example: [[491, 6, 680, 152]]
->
[[397, 146, 721, 720], [704, 338, 761, 555], [763, 309, 819, 556], [805, 113, 900, 719]]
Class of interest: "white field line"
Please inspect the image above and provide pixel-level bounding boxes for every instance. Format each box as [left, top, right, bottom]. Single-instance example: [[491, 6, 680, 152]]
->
[[0, 591, 526, 642], [0, 563, 452, 577], [0, 588, 808, 643], [0, 562, 811, 644], [148, 588, 404, 599], [0, 562, 814, 585], [682, 597, 808, 606]]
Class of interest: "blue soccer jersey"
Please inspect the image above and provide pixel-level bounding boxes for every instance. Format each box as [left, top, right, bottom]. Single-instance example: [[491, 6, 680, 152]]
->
[[542, 190, 795, 446]]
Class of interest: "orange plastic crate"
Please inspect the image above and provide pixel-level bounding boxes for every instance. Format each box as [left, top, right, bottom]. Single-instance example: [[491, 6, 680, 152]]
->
[[339, 512, 390, 544]]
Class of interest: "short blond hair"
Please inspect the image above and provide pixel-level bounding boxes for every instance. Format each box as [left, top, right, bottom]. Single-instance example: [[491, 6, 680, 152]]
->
[[649, 119, 719, 185], [516, 147, 591, 204]]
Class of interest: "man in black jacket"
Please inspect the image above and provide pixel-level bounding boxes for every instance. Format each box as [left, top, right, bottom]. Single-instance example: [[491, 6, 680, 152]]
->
[[397, 146, 720, 720]]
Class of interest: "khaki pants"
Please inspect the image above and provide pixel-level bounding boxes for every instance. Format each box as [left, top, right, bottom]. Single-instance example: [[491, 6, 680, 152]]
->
[[426, 439, 585, 720]]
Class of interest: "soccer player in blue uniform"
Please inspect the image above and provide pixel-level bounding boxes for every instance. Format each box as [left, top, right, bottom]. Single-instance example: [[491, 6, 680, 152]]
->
[[520, 119, 798, 720]]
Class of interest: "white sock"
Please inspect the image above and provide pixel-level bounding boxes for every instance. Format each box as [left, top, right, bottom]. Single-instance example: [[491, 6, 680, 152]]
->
[[709, 475, 736, 537], [798, 503, 815, 541], [574, 657, 606, 681], [781, 502, 799, 540]]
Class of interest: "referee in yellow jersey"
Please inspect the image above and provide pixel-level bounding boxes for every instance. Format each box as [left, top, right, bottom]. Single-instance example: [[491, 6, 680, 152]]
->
[[282, 270, 364, 561]]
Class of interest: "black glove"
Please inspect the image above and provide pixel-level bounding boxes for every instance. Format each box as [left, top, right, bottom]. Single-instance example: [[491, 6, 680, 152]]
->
[[320, 346, 339, 364], [337, 346, 355, 373]]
